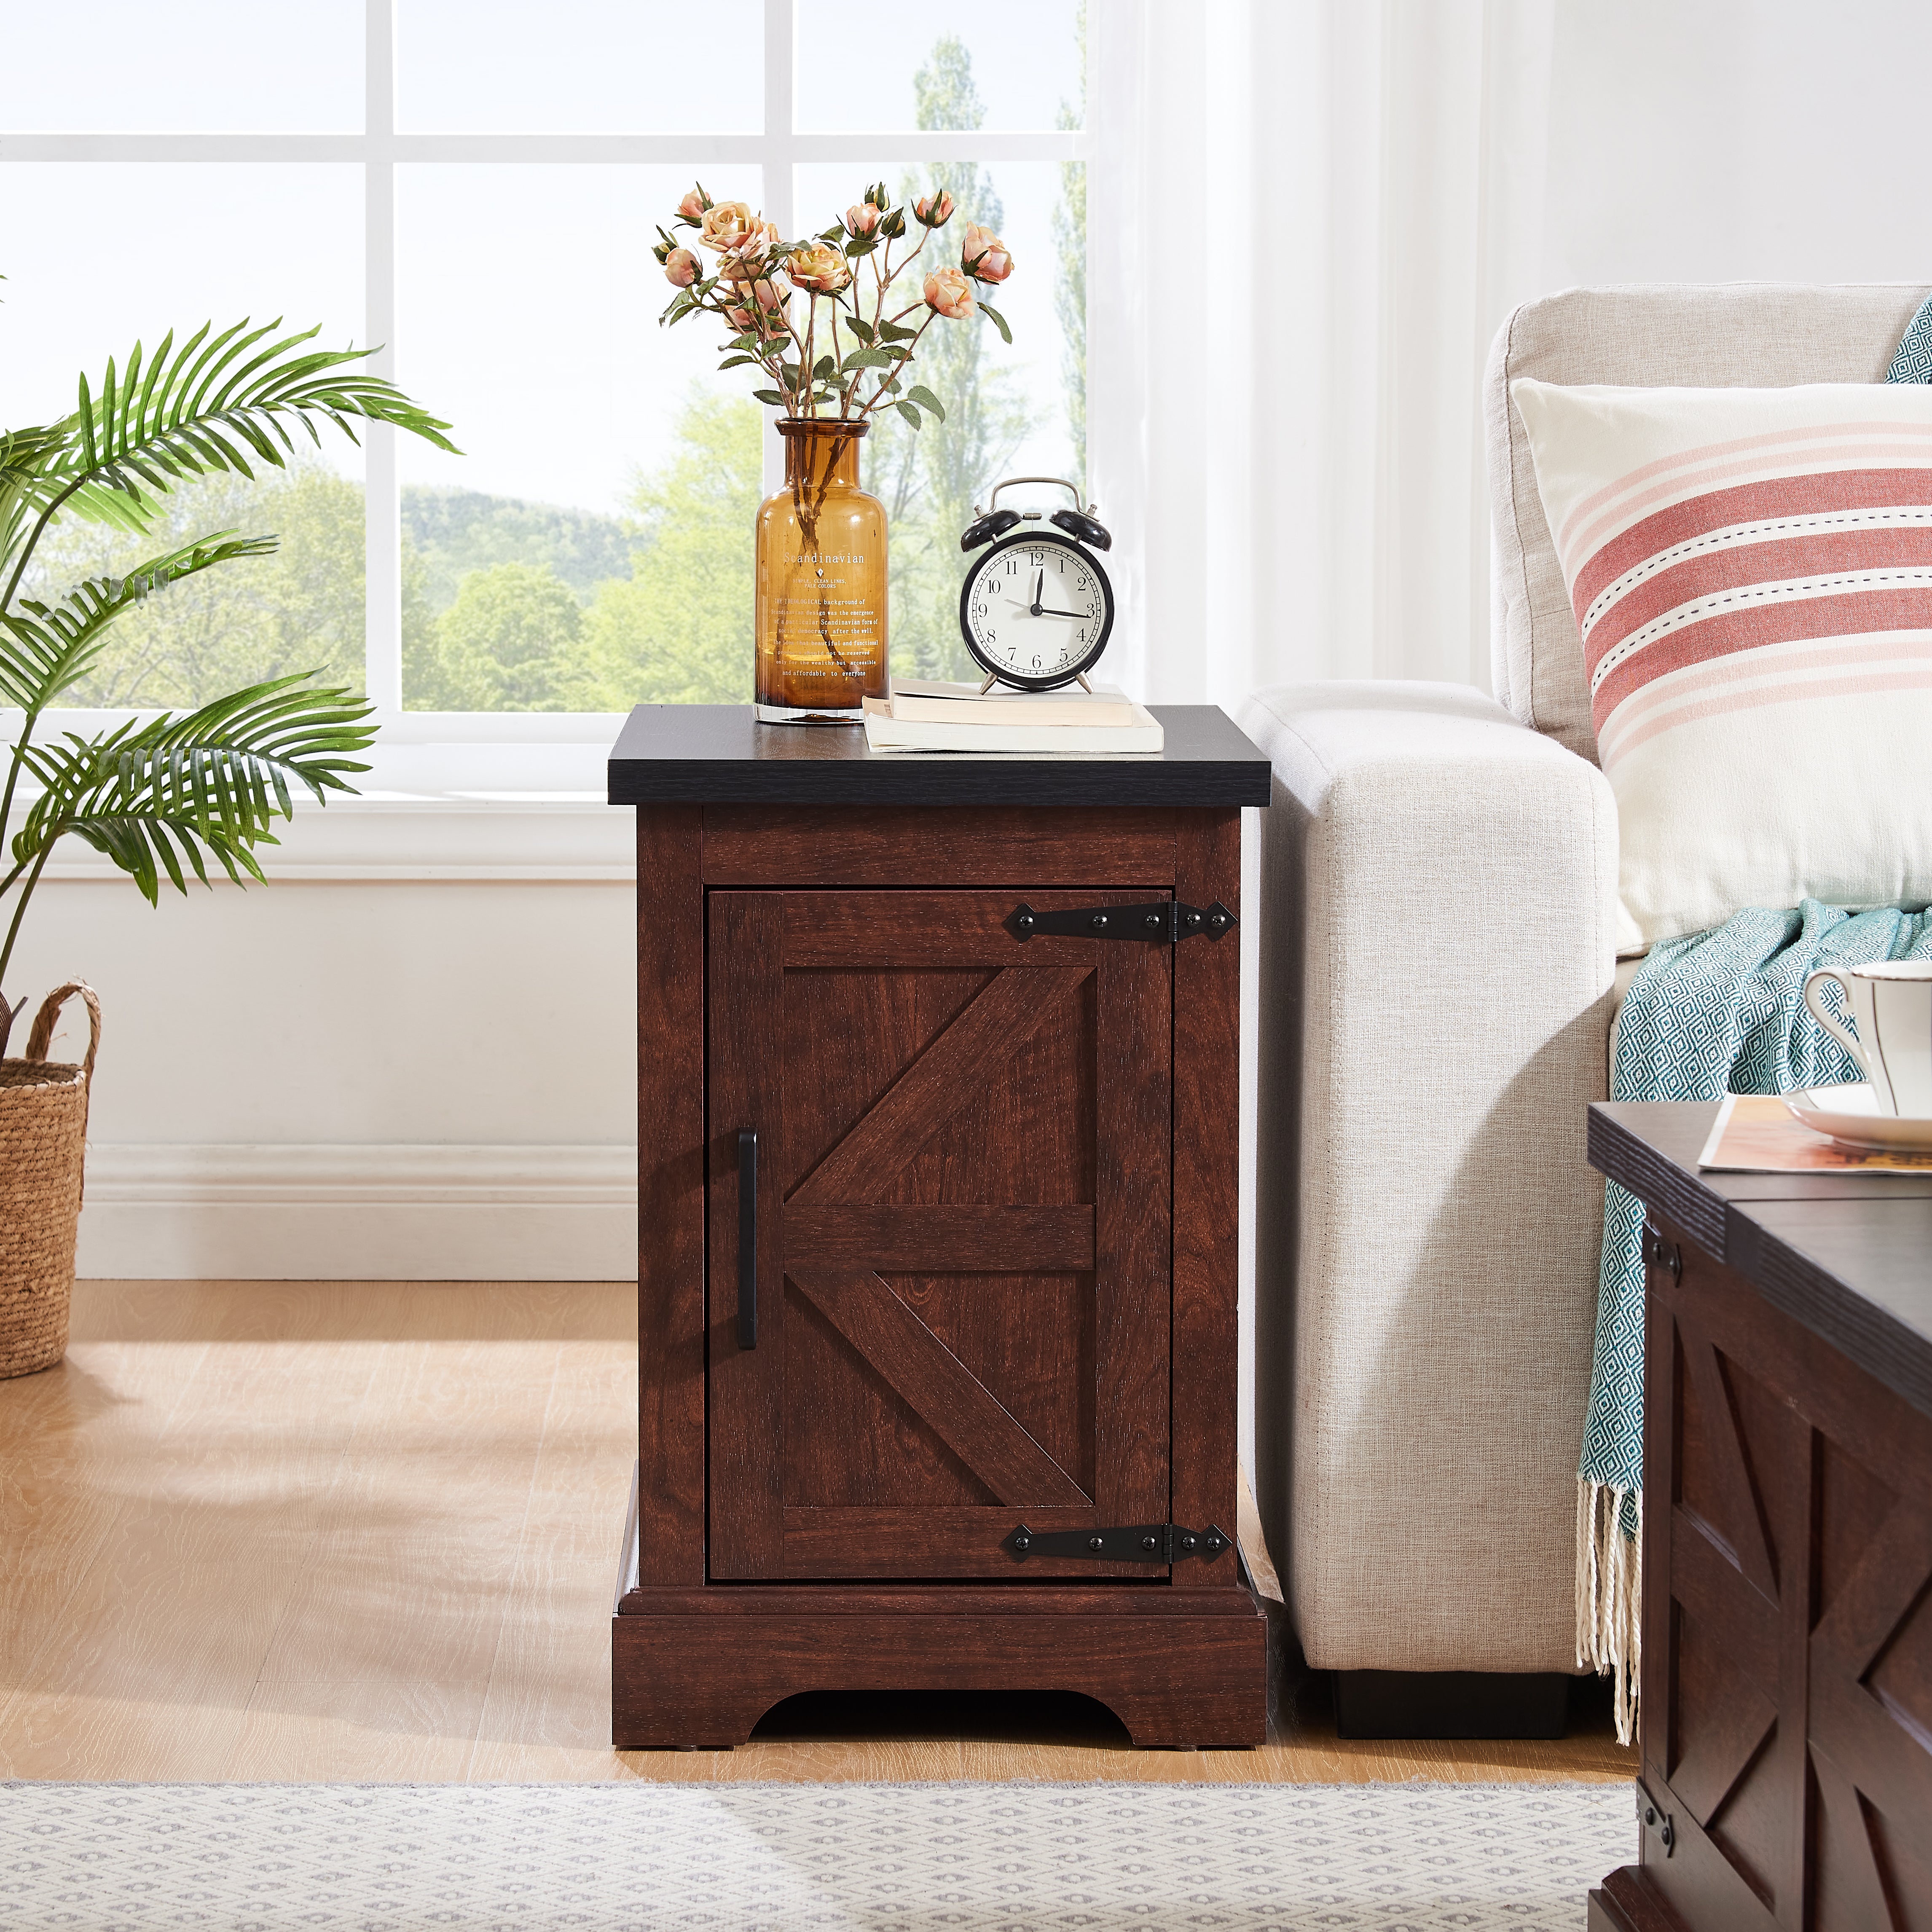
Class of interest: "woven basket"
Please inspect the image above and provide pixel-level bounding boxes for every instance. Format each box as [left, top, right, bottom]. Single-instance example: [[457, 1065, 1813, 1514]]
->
[[0, 982, 102, 1380]]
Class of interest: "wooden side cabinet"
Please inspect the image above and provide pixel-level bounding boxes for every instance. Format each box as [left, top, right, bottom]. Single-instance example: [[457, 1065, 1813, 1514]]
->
[[606, 705, 1272, 1749], [1588, 1103, 1932, 1932]]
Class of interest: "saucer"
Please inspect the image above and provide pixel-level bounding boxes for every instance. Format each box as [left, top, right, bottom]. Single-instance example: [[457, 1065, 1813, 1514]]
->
[[1782, 1081, 1932, 1151]]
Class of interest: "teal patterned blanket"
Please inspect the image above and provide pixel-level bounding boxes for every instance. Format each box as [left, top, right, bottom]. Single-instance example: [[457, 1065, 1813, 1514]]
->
[[1580, 899, 1932, 1739]]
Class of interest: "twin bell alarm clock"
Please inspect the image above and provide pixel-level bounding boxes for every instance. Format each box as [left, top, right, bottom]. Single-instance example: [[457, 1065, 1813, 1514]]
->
[[958, 477, 1114, 693]]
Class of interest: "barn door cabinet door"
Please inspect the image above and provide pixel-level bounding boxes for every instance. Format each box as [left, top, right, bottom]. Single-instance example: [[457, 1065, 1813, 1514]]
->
[[705, 889, 1172, 1582]]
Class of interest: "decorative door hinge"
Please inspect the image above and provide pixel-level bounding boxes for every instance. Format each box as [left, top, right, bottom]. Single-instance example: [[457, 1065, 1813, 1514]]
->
[[1637, 1781, 1677, 1857], [1004, 1522, 1234, 1564], [1008, 902, 1237, 944]]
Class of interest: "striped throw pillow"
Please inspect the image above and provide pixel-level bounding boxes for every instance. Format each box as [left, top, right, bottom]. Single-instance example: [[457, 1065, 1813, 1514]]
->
[[1511, 380, 1932, 946]]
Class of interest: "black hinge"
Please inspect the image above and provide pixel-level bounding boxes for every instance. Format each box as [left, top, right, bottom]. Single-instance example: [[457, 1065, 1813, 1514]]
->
[[1008, 902, 1237, 943], [1640, 1224, 1682, 1282], [1637, 1781, 1676, 1857], [1004, 1522, 1233, 1564]]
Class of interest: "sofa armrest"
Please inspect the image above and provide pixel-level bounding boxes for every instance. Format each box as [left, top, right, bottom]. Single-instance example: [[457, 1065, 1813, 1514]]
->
[[1237, 681, 1619, 1674]]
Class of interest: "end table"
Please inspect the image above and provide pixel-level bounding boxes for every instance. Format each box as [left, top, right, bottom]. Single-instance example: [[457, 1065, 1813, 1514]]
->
[[604, 704, 1272, 1749]]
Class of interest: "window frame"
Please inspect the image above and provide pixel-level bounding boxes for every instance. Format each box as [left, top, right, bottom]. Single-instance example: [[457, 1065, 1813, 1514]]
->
[[2, 0, 1098, 767]]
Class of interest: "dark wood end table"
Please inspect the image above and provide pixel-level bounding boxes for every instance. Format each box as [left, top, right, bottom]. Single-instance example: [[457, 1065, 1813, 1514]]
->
[[1587, 1101, 1932, 1932], [606, 705, 1272, 1749]]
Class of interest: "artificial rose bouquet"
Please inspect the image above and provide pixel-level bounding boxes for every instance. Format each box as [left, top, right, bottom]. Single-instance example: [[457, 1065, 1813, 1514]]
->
[[653, 182, 1015, 429]]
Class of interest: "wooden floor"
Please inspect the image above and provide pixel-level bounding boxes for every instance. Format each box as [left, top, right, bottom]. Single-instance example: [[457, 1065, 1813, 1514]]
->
[[0, 1280, 1636, 1785]]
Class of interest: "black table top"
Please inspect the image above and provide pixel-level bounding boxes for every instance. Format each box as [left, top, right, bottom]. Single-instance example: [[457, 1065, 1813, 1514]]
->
[[606, 704, 1272, 808], [1591, 1101, 1932, 1420]]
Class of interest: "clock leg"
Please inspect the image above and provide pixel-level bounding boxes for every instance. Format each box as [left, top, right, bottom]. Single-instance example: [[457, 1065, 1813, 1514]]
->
[[1076, 672, 1094, 693], [979, 671, 998, 695]]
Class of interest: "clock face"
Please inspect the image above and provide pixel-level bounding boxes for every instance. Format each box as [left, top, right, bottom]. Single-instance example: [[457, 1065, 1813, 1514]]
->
[[959, 533, 1114, 690]]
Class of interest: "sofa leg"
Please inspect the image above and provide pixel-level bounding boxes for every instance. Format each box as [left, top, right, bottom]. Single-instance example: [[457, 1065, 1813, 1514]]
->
[[1332, 1669, 1574, 1739]]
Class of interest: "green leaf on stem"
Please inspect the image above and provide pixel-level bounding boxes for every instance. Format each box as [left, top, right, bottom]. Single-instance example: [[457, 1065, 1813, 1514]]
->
[[978, 301, 1012, 345], [878, 320, 918, 342], [906, 384, 946, 420], [845, 317, 875, 345], [719, 355, 757, 369], [751, 388, 786, 407], [842, 348, 894, 370], [895, 400, 922, 429], [812, 354, 836, 380]]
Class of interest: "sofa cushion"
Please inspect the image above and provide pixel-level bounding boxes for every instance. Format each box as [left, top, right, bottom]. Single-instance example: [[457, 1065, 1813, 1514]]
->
[[1512, 377, 1932, 945], [1485, 284, 1930, 763]]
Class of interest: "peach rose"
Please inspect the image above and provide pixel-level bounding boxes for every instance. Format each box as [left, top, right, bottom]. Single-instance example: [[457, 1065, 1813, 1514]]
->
[[718, 220, 783, 284], [923, 266, 976, 319], [676, 185, 712, 223], [663, 247, 699, 288], [786, 239, 852, 294], [961, 224, 1013, 283], [698, 201, 757, 252], [845, 203, 880, 238], [913, 189, 955, 228]]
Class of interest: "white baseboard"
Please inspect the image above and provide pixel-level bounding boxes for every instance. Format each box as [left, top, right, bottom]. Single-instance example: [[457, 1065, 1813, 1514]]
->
[[76, 1143, 637, 1281]]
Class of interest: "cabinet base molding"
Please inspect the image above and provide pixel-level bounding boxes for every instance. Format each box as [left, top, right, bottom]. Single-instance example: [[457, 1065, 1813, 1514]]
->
[[1587, 1868, 1690, 1932], [613, 1579, 1268, 1750]]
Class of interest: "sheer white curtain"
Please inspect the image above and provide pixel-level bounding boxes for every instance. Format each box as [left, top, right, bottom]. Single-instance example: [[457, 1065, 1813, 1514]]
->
[[1088, 0, 1556, 710]]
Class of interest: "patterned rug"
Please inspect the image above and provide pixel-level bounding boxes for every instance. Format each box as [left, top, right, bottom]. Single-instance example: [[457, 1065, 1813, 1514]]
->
[[0, 1779, 1630, 1930]]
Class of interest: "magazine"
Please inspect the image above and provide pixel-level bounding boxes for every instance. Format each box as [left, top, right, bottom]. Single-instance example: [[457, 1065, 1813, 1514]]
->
[[1696, 1093, 1932, 1174]]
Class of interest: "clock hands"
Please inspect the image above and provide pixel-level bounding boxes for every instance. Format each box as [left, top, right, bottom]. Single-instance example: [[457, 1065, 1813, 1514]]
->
[[1007, 576, 1092, 623]]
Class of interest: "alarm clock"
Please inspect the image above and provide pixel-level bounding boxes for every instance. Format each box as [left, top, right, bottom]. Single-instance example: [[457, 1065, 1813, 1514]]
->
[[958, 477, 1114, 692]]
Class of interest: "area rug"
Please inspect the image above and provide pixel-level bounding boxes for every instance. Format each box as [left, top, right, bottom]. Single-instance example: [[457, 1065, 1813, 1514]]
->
[[0, 1779, 1632, 1931]]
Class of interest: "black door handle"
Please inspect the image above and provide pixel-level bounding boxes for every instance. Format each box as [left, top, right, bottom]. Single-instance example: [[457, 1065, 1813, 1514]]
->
[[737, 1128, 758, 1349]]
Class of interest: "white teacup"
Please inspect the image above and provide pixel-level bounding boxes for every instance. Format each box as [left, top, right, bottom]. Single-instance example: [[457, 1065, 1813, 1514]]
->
[[1803, 959, 1932, 1117]]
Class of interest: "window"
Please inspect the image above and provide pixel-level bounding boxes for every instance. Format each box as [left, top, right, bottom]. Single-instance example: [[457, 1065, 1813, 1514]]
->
[[1, 0, 1089, 738]]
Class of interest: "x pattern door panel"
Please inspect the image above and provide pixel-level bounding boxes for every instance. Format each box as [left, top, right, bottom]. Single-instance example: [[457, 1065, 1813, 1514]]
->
[[707, 891, 1172, 1580], [1646, 1242, 1932, 1931]]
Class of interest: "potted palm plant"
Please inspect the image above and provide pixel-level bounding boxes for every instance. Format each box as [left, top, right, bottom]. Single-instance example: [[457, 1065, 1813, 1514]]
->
[[0, 306, 453, 1377]]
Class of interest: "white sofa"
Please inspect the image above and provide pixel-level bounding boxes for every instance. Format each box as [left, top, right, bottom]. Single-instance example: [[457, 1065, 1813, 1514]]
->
[[1240, 282, 1932, 1711]]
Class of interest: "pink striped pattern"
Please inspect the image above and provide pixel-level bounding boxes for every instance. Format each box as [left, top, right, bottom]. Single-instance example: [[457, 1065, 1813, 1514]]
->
[[1558, 442, 1932, 759]]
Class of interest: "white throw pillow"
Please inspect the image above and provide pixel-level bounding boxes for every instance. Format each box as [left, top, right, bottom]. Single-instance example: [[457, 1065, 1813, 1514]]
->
[[1511, 379, 1932, 945]]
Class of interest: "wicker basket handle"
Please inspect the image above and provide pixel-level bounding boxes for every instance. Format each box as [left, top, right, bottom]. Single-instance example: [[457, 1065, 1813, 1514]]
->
[[23, 981, 102, 1080]]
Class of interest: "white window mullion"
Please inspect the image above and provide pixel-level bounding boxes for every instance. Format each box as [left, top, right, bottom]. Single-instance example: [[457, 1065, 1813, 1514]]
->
[[761, 0, 797, 494], [364, 0, 403, 714]]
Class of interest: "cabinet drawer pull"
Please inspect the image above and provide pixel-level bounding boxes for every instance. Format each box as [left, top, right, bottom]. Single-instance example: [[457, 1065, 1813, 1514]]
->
[[737, 1128, 759, 1349]]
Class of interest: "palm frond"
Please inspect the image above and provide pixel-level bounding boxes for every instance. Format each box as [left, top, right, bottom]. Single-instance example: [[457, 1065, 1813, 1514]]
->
[[0, 530, 277, 715], [76, 319, 458, 495], [2, 319, 458, 608], [10, 674, 376, 905]]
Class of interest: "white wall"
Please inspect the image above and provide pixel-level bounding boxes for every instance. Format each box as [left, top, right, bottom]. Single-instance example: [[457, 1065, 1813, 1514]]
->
[[8, 753, 639, 1280]]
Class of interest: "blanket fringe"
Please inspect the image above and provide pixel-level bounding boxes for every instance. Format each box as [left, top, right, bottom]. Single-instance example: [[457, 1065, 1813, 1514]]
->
[[1575, 1476, 1642, 1747]]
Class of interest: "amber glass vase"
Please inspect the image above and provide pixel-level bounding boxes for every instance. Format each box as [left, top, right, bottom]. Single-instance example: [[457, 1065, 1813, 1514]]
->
[[754, 419, 889, 722]]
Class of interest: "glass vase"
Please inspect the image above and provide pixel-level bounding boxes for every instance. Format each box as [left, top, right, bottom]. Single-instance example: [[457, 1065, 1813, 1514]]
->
[[754, 419, 889, 723]]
